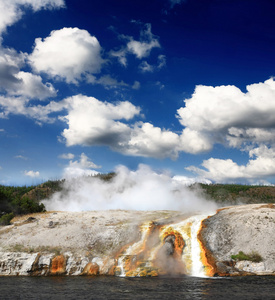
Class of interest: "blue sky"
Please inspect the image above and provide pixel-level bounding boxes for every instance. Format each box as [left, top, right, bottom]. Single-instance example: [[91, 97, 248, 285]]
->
[[0, 0, 275, 186]]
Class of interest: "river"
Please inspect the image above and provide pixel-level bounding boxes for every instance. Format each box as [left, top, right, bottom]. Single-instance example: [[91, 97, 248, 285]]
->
[[0, 276, 275, 299]]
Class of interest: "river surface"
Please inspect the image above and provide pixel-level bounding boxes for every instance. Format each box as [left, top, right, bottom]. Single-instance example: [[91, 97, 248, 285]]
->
[[0, 276, 274, 299]]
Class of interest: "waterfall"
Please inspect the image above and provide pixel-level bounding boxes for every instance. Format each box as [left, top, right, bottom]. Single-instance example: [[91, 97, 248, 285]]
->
[[190, 215, 210, 277], [116, 213, 213, 277], [116, 256, 126, 277], [158, 214, 211, 277]]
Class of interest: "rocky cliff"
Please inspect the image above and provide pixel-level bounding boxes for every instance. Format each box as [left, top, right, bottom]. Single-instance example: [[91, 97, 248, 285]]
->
[[0, 204, 274, 277]]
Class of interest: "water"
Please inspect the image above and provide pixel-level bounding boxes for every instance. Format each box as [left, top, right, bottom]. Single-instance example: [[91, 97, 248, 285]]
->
[[0, 276, 274, 300]]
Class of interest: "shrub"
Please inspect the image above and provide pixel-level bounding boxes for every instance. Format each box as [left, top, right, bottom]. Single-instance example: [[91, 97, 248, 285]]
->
[[231, 251, 262, 262], [0, 212, 14, 225], [12, 196, 45, 215]]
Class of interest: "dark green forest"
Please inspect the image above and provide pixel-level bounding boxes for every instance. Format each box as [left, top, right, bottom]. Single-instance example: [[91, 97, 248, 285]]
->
[[1, 173, 275, 225]]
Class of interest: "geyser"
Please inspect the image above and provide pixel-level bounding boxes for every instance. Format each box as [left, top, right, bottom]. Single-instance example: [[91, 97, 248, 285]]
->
[[43, 164, 217, 213]]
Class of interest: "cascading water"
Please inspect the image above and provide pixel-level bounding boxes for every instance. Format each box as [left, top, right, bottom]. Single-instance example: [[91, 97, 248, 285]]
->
[[116, 213, 214, 277], [190, 215, 211, 277]]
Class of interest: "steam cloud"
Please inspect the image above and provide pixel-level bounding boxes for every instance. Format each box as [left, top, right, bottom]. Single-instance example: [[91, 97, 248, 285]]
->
[[43, 164, 217, 212]]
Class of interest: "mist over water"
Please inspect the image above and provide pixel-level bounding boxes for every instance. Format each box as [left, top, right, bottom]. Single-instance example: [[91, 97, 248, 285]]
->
[[44, 164, 217, 212]]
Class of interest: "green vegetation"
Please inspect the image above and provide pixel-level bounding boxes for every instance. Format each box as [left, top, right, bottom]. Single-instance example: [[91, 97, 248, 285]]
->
[[197, 183, 275, 205], [0, 185, 46, 225], [231, 251, 263, 262], [0, 212, 14, 225]]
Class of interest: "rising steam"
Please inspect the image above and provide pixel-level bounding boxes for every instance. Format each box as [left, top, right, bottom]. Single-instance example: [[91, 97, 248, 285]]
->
[[43, 164, 217, 212]]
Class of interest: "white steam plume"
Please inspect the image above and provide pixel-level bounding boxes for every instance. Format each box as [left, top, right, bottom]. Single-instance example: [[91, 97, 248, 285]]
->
[[43, 164, 217, 212]]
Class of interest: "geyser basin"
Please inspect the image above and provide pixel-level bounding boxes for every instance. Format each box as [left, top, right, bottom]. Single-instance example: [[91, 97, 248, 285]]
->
[[0, 204, 274, 277]]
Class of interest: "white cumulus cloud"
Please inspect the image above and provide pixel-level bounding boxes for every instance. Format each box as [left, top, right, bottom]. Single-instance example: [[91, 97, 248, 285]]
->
[[0, 0, 65, 35], [0, 46, 57, 104], [177, 78, 275, 153], [61, 95, 141, 147], [187, 145, 275, 184], [59, 95, 186, 159], [29, 27, 105, 84], [12, 71, 57, 99], [125, 122, 181, 159]]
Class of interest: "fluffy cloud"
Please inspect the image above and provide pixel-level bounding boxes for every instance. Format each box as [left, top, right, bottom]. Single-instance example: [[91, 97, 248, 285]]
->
[[63, 153, 101, 179], [59, 95, 185, 159], [0, 38, 57, 120], [177, 78, 275, 153], [29, 27, 105, 84], [12, 71, 57, 99], [61, 95, 141, 146], [0, 0, 65, 35], [125, 122, 180, 159], [0, 96, 29, 119], [179, 128, 212, 154], [187, 145, 275, 184], [0, 46, 56, 101], [24, 170, 40, 178]]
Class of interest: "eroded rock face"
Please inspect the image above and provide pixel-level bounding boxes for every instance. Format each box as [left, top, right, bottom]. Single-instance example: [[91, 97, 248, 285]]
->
[[199, 204, 275, 276], [0, 252, 37, 276], [0, 206, 275, 277]]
